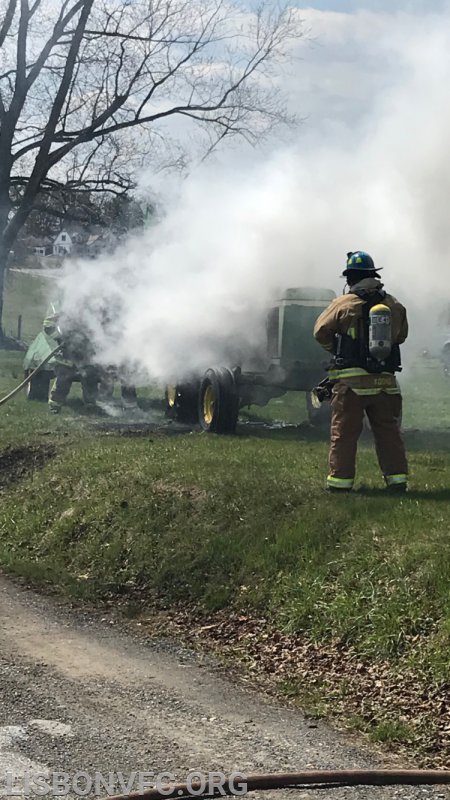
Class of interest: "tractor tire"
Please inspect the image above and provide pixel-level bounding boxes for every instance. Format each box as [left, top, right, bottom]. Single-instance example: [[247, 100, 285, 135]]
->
[[24, 370, 52, 401], [165, 382, 199, 424], [199, 368, 239, 434], [306, 392, 332, 428]]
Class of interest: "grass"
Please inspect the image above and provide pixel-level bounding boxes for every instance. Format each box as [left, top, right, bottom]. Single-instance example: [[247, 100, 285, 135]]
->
[[1, 350, 450, 675], [244, 356, 450, 430], [369, 721, 418, 745], [2, 286, 450, 758], [2, 424, 449, 673], [3, 270, 53, 343], [244, 391, 309, 424]]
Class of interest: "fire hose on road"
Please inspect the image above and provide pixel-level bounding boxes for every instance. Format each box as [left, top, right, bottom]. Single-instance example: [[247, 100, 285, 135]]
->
[[0, 344, 61, 407], [108, 770, 450, 800]]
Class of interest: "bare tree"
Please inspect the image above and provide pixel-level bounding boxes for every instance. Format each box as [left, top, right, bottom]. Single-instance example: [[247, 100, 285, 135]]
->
[[0, 0, 303, 336]]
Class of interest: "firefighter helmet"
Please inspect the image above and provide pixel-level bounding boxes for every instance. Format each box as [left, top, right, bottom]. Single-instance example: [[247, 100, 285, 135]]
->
[[343, 251, 380, 275]]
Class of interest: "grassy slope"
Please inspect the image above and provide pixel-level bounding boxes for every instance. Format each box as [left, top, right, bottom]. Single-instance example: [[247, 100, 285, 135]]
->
[[1, 349, 450, 677], [2, 280, 450, 755]]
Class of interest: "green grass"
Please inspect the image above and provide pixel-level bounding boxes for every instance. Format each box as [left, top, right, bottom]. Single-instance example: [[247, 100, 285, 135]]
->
[[2, 351, 450, 680], [3, 320, 450, 759], [244, 356, 450, 429], [244, 391, 309, 424], [3, 270, 53, 343], [369, 721, 418, 745], [2, 270, 450, 756], [2, 426, 448, 674]]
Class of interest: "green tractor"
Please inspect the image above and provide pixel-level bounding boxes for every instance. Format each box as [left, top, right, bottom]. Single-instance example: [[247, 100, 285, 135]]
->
[[23, 286, 335, 422], [166, 286, 336, 433]]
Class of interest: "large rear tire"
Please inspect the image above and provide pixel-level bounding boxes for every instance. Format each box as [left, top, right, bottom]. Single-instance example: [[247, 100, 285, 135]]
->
[[165, 382, 199, 424], [24, 370, 52, 401], [199, 368, 239, 434]]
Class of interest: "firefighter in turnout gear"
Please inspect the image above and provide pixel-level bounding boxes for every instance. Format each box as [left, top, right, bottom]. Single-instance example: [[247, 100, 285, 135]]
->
[[95, 298, 138, 410], [43, 303, 99, 413], [313, 251, 408, 493], [98, 365, 138, 409]]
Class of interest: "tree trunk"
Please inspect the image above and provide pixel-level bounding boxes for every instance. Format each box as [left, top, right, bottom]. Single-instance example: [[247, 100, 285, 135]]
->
[[0, 239, 8, 345]]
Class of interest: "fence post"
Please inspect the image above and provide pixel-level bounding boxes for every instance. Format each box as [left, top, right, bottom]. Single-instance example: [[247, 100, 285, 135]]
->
[[17, 315, 22, 340]]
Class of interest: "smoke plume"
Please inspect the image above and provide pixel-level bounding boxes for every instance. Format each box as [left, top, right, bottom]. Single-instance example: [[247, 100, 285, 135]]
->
[[59, 5, 450, 385]]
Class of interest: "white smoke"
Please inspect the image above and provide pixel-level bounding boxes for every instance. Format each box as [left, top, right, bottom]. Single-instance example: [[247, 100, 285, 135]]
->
[[60, 5, 450, 385]]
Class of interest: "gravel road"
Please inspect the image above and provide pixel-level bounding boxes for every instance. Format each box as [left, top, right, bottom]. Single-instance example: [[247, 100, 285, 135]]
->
[[0, 576, 445, 800]]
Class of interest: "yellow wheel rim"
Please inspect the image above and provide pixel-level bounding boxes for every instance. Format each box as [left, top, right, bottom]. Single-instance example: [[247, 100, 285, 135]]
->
[[167, 385, 176, 407], [203, 385, 215, 424]]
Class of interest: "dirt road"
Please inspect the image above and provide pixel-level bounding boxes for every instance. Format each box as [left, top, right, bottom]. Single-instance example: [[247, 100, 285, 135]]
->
[[0, 576, 444, 800]]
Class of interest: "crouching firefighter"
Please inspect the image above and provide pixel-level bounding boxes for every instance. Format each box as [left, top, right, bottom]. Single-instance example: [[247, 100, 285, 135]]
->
[[43, 302, 99, 413], [313, 251, 409, 493]]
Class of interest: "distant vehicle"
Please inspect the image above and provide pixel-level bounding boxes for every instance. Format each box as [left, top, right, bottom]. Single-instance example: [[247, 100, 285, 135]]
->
[[166, 287, 336, 433]]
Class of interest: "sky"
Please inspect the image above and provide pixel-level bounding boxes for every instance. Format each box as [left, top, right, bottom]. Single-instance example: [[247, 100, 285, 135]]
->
[[281, 3, 448, 129], [292, 0, 446, 11]]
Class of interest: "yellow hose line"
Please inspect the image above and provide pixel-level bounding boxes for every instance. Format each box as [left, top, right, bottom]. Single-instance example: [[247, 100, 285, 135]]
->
[[0, 344, 62, 407]]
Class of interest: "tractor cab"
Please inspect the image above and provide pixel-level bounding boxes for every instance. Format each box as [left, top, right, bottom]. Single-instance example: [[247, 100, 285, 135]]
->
[[264, 287, 336, 392]]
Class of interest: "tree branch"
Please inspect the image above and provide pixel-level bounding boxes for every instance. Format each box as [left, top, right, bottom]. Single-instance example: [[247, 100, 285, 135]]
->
[[1, 0, 303, 254], [0, 0, 17, 49], [4, 0, 95, 244], [25, 0, 87, 91]]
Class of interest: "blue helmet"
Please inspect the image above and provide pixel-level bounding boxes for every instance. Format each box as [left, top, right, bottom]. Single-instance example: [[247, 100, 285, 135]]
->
[[343, 251, 379, 276]]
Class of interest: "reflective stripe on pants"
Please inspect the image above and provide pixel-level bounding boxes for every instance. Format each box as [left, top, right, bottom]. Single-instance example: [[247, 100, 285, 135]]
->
[[327, 476, 354, 490], [385, 473, 408, 486]]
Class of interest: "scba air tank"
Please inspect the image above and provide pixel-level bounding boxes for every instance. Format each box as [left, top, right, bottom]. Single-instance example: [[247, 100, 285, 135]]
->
[[368, 303, 392, 362]]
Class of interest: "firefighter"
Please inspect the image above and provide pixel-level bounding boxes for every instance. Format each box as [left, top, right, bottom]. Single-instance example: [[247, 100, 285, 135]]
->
[[43, 303, 99, 413], [313, 251, 409, 493], [97, 365, 138, 409], [95, 299, 138, 410]]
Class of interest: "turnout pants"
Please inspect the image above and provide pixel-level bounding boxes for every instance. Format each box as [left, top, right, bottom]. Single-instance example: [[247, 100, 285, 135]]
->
[[98, 367, 137, 406], [328, 383, 408, 490], [49, 363, 98, 408]]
